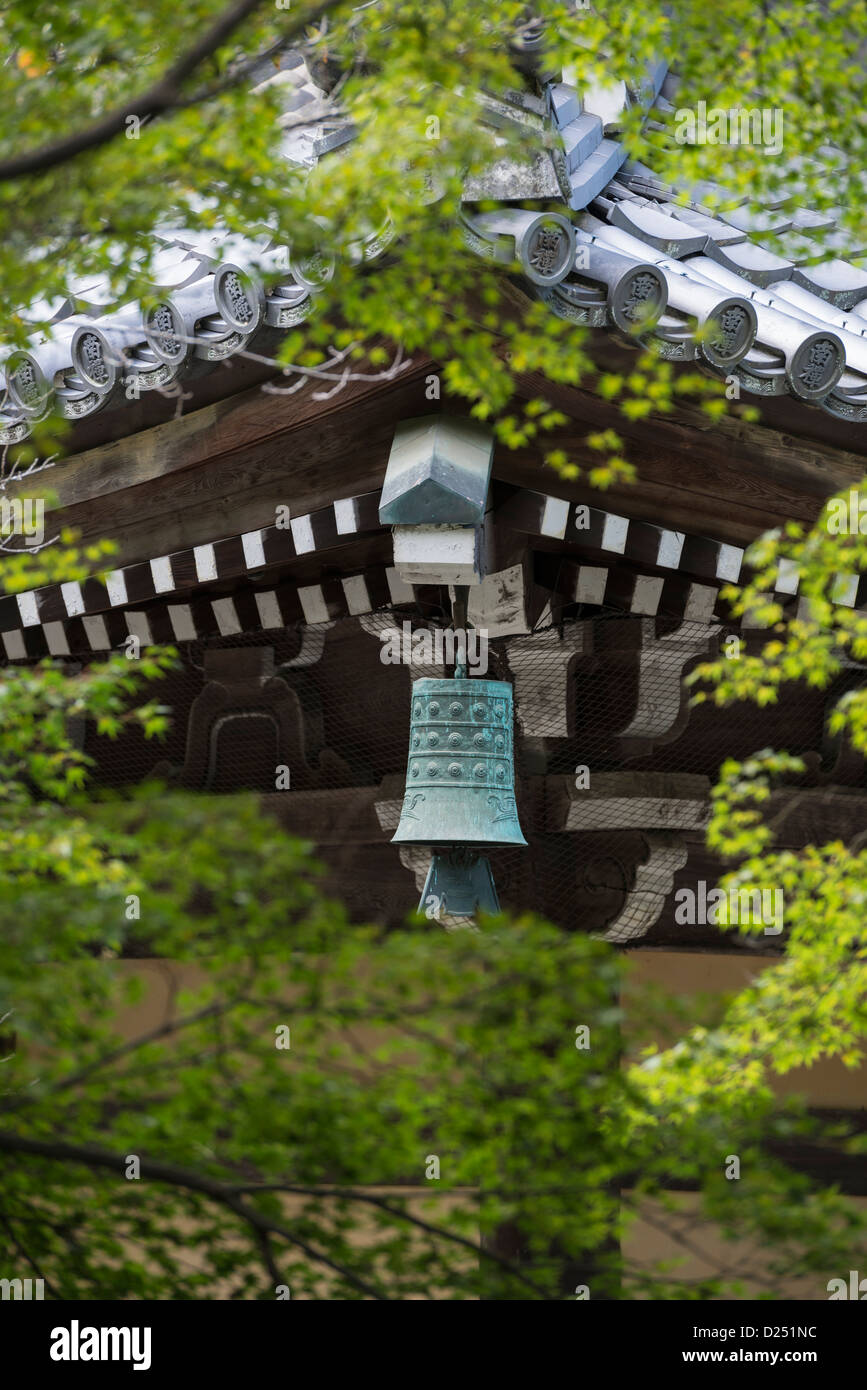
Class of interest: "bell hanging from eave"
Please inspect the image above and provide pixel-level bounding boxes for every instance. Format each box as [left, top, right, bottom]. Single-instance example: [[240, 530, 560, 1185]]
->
[[393, 673, 526, 920]]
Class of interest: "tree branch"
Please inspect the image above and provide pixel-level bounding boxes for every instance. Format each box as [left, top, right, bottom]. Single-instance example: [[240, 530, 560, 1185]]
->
[[0, 1212, 61, 1299], [0, 1129, 386, 1299], [0, 1000, 240, 1113], [229, 1181, 550, 1295], [0, 0, 344, 184]]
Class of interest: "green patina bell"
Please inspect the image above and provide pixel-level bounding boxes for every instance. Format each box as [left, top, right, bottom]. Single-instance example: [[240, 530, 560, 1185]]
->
[[393, 676, 526, 918]]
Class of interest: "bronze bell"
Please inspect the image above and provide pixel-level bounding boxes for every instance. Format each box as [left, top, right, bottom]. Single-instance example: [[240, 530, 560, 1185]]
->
[[393, 675, 526, 918]]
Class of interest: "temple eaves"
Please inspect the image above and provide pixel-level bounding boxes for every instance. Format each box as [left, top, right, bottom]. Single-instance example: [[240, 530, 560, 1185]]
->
[[3, 48, 867, 447]]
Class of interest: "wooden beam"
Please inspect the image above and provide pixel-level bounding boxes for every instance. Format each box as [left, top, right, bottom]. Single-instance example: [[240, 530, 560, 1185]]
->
[[8, 355, 433, 511], [507, 362, 867, 544], [8, 366, 435, 568]]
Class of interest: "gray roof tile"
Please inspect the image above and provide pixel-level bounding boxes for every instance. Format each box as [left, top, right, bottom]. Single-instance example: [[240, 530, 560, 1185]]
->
[[568, 138, 627, 210], [606, 200, 708, 256], [768, 230, 838, 266], [686, 179, 749, 211], [561, 112, 604, 171], [790, 207, 838, 232], [702, 238, 794, 285], [663, 204, 748, 245], [792, 259, 867, 307], [722, 204, 794, 236], [557, 236, 668, 332], [4, 49, 867, 445], [549, 82, 581, 128]]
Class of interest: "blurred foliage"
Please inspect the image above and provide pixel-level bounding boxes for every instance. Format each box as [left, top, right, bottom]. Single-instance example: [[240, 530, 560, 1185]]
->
[[0, 1, 866, 1300]]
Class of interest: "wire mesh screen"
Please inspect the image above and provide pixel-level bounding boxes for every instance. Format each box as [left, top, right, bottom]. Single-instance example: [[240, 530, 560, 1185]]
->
[[77, 608, 862, 943]]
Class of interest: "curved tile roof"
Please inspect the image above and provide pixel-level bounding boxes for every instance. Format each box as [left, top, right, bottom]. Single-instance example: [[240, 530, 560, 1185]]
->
[[3, 51, 867, 446]]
